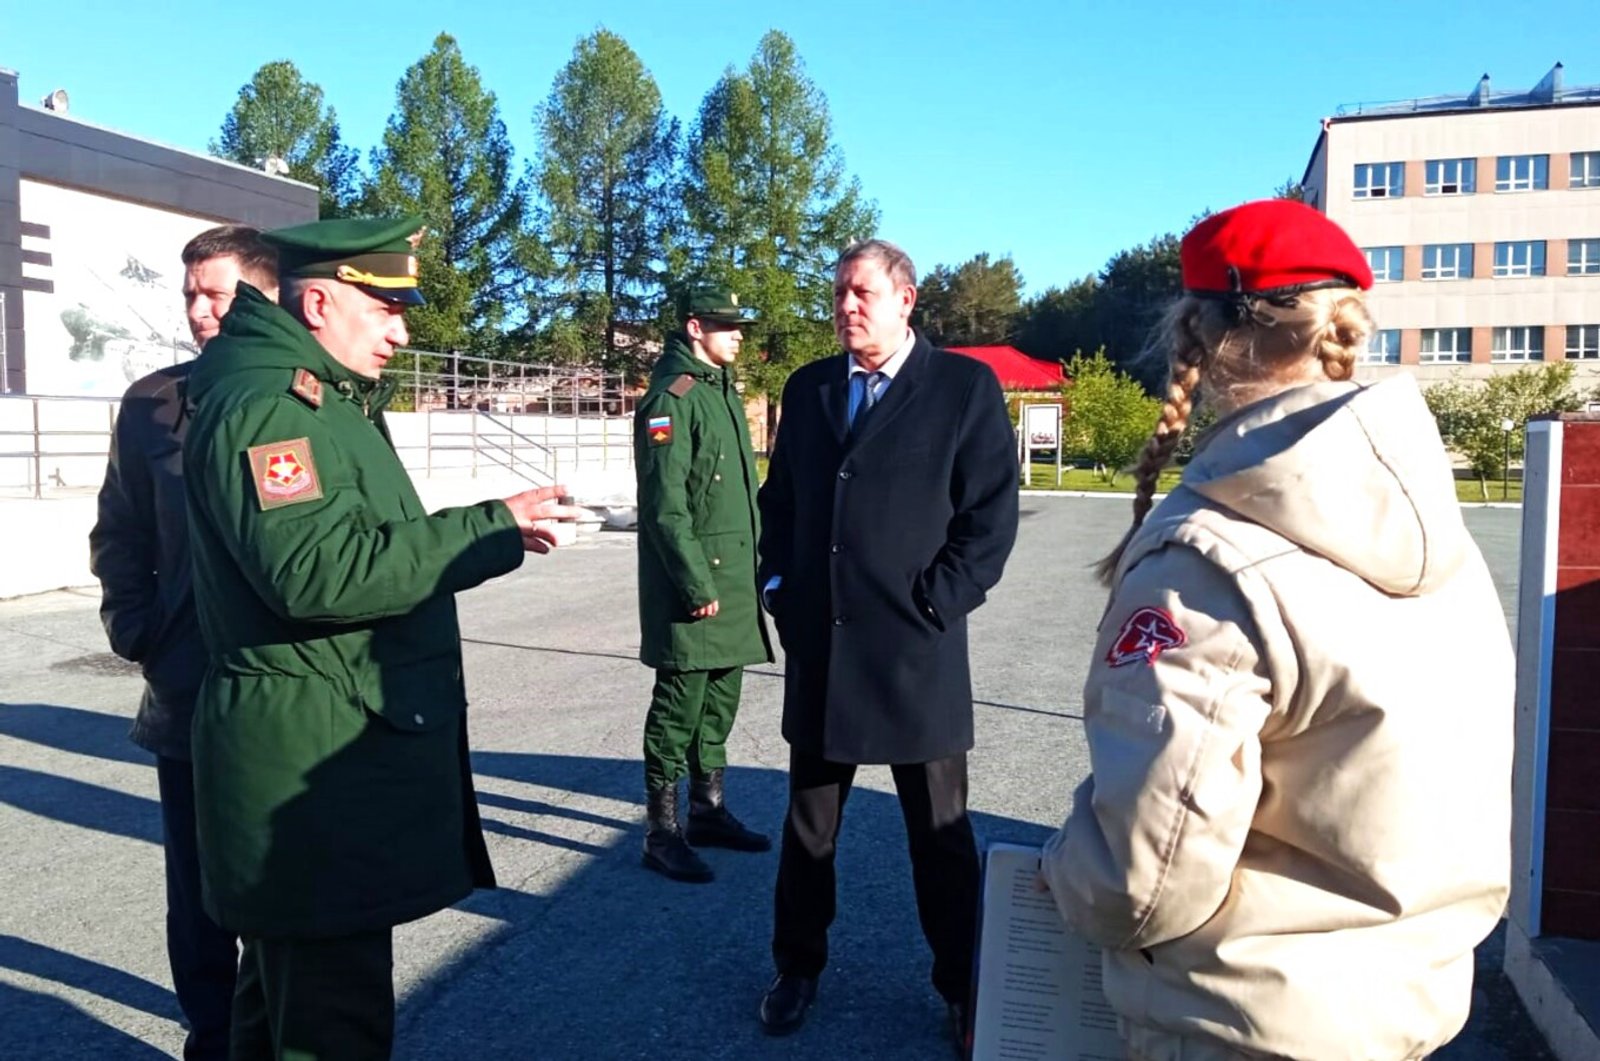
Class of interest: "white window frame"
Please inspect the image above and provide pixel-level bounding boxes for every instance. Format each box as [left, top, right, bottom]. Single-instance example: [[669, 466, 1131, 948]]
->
[[1353, 162, 1404, 199], [1496, 154, 1549, 192], [1568, 326, 1600, 360], [1494, 241, 1547, 278], [1569, 239, 1600, 276], [1364, 246, 1404, 283], [1492, 326, 1543, 363], [1424, 158, 1476, 196], [1421, 244, 1473, 281], [1572, 152, 1600, 190], [1361, 329, 1402, 364], [1420, 328, 1472, 363]]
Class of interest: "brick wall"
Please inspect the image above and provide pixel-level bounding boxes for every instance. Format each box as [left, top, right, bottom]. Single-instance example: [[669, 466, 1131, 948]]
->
[[1546, 421, 1600, 937]]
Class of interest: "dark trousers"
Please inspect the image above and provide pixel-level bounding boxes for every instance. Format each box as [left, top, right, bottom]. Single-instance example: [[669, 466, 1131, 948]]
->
[[642, 666, 744, 790], [230, 929, 394, 1061], [156, 755, 239, 1061], [772, 749, 980, 1004]]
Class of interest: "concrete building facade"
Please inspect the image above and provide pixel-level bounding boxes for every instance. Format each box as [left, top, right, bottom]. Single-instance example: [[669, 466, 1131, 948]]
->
[[0, 66, 318, 396], [1302, 64, 1600, 383]]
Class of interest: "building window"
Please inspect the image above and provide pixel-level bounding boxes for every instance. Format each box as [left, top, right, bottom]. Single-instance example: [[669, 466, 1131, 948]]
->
[[1420, 328, 1472, 363], [1421, 244, 1474, 280], [1362, 329, 1402, 364], [1494, 241, 1547, 278], [1495, 154, 1549, 192], [1364, 246, 1404, 282], [1425, 158, 1476, 195], [1570, 239, 1600, 276], [1569, 326, 1600, 360], [1492, 326, 1543, 362], [1353, 162, 1404, 199], [1573, 152, 1600, 189]]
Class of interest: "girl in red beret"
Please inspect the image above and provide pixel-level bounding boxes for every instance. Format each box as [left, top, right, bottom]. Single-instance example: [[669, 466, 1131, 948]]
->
[[1040, 199, 1513, 1060]]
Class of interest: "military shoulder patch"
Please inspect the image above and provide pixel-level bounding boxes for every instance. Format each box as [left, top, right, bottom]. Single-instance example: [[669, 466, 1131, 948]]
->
[[646, 415, 674, 446], [1106, 606, 1186, 668], [247, 437, 324, 510], [666, 374, 697, 397], [290, 368, 323, 409]]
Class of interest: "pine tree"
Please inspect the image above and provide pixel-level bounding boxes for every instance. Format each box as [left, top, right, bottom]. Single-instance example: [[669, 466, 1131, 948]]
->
[[212, 60, 361, 217], [366, 33, 537, 355]]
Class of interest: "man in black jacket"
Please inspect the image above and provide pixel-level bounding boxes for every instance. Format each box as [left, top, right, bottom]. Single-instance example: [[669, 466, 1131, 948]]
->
[[755, 239, 1019, 1046], [88, 224, 277, 1061]]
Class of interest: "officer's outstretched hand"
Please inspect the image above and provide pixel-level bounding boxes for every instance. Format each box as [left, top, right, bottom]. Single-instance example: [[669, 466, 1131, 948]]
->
[[502, 485, 586, 554]]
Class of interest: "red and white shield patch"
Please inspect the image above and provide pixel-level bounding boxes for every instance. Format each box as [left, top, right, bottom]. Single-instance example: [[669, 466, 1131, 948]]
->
[[247, 437, 324, 510], [1106, 606, 1187, 667]]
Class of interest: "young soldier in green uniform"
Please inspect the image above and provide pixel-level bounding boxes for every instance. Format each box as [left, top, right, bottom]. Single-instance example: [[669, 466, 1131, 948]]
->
[[634, 284, 773, 882], [182, 216, 580, 1059]]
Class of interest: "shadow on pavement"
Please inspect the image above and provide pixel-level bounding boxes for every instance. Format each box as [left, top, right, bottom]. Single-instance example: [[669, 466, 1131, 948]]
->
[[0, 982, 172, 1058], [0, 702, 151, 767], [0, 934, 183, 1025], [0, 763, 160, 845], [391, 752, 1053, 1060]]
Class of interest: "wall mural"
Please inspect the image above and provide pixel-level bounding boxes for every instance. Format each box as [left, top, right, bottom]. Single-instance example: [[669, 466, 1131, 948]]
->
[[21, 179, 214, 397]]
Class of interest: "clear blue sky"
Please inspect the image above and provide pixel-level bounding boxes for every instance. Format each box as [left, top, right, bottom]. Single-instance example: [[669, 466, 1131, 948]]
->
[[5, 1, 1594, 294]]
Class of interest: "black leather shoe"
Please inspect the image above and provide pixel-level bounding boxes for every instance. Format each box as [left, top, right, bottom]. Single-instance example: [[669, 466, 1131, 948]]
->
[[758, 973, 817, 1036], [688, 769, 771, 851]]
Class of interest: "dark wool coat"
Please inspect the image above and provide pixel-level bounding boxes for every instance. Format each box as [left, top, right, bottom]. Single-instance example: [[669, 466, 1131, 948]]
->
[[758, 333, 1019, 764]]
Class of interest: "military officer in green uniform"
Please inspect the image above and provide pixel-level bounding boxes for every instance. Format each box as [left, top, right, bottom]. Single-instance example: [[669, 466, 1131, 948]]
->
[[634, 283, 774, 883], [183, 216, 580, 1059]]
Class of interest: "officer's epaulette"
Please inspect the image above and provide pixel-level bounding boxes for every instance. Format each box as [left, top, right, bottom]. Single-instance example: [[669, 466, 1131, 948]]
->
[[666, 374, 697, 398], [290, 368, 323, 409]]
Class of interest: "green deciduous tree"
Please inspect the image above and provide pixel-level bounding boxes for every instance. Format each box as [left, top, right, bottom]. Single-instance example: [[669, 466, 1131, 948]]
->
[[684, 30, 878, 397], [212, 60, 361, 217], [535, 29, 679, 376], [1063, 351, 1160, 484], [366, 33, 537, 355], [1424, 363, 1583, 498], [913, 253, 1024, 346]]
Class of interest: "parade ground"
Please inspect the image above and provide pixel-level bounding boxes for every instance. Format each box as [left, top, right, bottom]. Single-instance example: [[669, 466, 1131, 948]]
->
[[0, 495, 1547, 1060]]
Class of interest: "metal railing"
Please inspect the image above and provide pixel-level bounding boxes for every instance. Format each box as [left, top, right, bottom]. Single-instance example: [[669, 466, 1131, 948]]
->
[[388, 349, 637, 418], [0, 394, 120, 498], [2, 361, 638, 498]]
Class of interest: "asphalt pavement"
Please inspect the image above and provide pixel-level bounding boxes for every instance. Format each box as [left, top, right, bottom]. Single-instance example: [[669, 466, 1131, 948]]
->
[[0, 497, 1548, 1059]]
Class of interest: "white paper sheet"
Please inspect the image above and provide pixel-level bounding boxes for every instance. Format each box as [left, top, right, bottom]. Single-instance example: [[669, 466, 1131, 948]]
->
[[970, 842, 1126, 1061]]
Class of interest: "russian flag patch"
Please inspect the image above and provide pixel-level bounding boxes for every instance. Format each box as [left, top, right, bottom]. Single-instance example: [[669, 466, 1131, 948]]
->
[[647, 415, 673, 446]]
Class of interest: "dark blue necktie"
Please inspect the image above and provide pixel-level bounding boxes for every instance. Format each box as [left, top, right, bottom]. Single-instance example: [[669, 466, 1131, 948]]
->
[[849, 371, 883, 429]]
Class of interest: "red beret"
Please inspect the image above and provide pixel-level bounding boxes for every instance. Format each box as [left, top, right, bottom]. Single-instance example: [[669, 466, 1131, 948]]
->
[[1180, 199, 1372, 296]]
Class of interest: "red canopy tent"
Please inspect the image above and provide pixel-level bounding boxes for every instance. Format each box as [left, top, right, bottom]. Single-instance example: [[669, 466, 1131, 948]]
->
[[945, 345, 1065, 390]]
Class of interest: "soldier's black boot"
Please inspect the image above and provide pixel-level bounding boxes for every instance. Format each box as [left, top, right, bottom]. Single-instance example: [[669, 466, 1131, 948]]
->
[[686, 768, 771, 852], [642, 783, 714, 883]]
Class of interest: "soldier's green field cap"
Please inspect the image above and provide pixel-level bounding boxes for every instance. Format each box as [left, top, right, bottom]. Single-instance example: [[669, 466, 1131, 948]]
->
[[263, 215, 427, 305], [681, 283, 751, 325]]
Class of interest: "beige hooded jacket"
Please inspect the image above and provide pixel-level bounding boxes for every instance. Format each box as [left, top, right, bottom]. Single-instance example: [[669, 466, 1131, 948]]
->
[[1042, 377, 1513, 1061]]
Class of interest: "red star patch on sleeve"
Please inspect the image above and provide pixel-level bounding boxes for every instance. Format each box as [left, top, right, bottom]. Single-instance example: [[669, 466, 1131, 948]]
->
[[247, 437, 324, 510], [1106, 606, 1187, 667]]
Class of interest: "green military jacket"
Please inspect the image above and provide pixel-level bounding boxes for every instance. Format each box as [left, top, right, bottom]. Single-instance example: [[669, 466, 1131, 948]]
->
[[183, 285, 523, 938], [634, 336, 772, 671]]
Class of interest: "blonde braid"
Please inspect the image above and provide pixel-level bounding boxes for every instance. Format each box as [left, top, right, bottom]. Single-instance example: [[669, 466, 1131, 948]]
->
[[1315, 295, 1371, 383], [1094, 308, 1208, 585]]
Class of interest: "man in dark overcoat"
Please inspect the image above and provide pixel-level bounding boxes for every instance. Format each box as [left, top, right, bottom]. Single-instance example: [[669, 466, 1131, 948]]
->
[[755, 238, 1019, 1044], [90, 224, 278, 1061]]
